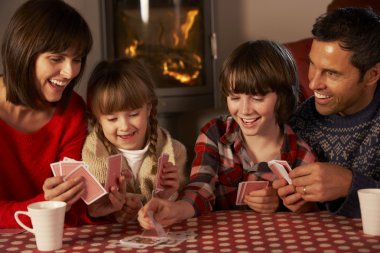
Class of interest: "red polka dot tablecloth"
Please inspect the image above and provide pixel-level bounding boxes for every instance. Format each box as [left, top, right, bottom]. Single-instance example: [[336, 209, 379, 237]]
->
[[1, 211, 379, 253]]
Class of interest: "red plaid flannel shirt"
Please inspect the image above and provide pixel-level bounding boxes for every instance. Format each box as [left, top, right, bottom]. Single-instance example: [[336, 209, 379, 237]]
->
[[181, 115, 317, 216]]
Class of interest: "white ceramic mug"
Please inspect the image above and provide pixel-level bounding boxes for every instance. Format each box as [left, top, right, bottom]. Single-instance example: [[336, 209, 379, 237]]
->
[[14, 201, 66, 251], [358, 188, 380, 236]]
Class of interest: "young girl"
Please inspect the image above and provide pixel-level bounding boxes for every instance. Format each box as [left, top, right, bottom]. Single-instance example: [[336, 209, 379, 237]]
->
[[82, 58, 187, 222], [1, 0, 93, 228], [138, 40, 318, 229]]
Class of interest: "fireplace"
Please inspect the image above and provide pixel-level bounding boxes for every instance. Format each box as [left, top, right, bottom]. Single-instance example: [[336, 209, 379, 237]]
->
[[102, 0, 216, 113]]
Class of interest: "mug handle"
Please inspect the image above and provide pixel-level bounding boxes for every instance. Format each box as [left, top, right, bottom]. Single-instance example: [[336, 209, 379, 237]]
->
[[14, 211, 34, 234]]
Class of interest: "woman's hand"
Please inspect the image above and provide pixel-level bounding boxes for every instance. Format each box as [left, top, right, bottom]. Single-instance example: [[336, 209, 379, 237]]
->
[[42, 176, 84, 211]]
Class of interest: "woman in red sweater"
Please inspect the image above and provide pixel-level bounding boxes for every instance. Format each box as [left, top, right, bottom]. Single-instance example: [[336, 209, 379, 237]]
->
[[0, 0, 92, 228]]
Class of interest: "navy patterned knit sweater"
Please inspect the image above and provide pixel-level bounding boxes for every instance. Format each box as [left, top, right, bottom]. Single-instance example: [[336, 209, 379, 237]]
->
[[291, 85, 380, 218]]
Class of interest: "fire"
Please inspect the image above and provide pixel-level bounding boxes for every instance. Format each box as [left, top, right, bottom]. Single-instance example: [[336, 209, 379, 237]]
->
[[161, 9, 201, 85], [163, 60, 199, 84], [124, 40, 139, 57], [181, 10, 198, 43], [163, 58, 200, 84], [123, 9, 202, 85]]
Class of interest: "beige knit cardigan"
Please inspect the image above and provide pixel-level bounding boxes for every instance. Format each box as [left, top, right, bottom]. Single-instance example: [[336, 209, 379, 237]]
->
[[82, 127, 187, 202]]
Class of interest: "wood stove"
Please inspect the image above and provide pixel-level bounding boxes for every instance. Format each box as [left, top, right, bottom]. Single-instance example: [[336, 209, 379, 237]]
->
[[102, 0, 216, 113]]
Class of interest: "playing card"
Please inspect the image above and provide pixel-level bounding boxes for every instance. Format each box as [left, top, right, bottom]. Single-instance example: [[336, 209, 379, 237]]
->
[[50, 162, 61, 176], [267, 160, 292, 184], [157, 238, 186, 247], [167, 230, 197, 240], [147, 210, 167, 238], [154, 153, 169, 193], [60, 161, 87, 176], [119, 235, 167, 248], [64, 165, 107, 205], [63, 157, 76, 162], [236, 181, 269, 205], [105, 153, 123, 192]]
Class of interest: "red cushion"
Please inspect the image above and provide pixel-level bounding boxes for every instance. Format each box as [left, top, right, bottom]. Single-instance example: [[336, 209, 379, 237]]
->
[[284, 38, 314, 101]]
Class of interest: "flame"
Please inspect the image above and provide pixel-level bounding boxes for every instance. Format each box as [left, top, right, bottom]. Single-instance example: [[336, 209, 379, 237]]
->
[[122, 9, 202, 86], [181, 10, 198, 42], [124, 40, 139, 57], [161, 9, 201, 85], [163, 57, 200, 85], [172, 33, 179, 47]]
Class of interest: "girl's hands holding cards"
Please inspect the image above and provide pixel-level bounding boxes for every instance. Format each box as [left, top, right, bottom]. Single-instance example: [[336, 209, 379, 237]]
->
[[138, 198, 195, 229], [156, 162, 179, 200], [88, 174, 127, 218], [244, 186, 279, 213], [114, 195, 143, 223], [42, 176, 85, 211]]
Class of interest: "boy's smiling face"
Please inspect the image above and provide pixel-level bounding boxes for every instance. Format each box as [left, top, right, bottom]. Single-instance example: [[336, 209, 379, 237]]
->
[[227, 92, 279, 139]]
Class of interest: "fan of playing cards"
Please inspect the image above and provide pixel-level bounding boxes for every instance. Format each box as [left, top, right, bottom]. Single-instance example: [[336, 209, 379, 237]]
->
[[235, 160, 293, 205], [50, 157, 107, 205], [50, 155, 128, 205]]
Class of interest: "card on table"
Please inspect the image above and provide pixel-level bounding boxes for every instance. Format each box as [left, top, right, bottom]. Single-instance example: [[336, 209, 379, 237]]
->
[[105, 153, 123, 192], [167, 230, 197, 240], [154, 153, 169, 194], [236, 181, 269, 205], [119, 195, 197, 248], [267, 160, 292, 184], [64, 165, 107, 205], [119, 235, 167, 249]]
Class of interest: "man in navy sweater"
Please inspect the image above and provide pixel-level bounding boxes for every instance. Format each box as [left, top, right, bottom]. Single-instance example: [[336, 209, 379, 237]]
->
[[274, 7, 380, 218]]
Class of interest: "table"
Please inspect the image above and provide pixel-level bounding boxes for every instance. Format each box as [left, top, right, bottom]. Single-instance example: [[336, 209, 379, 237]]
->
[[1, 211, 379, 253]]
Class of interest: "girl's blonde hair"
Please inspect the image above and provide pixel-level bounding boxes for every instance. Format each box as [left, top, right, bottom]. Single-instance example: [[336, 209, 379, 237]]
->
[[87, 58, 159, 171]]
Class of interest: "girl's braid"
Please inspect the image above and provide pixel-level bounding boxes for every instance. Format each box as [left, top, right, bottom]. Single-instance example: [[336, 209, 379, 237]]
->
[[147, 100, 158, 173]]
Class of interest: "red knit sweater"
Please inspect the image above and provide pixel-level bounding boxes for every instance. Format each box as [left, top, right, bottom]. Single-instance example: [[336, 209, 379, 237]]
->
[[0, 92, 92, 228]]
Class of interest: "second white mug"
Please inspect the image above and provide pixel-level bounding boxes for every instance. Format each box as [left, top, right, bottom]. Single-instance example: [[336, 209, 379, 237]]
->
[[14, 200, 66, 251], [358, 188, 380, 236]]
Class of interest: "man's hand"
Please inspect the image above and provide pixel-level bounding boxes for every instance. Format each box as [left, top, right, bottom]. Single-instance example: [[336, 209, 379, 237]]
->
[[273, 178, 319, 213], [290, 162, 352, 202]]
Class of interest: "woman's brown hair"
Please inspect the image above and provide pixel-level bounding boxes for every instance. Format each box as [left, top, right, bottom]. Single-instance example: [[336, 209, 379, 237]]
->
[[1, 0, 92, 109]]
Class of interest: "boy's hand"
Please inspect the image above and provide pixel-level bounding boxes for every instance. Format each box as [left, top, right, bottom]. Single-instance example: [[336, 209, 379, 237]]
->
[[244, 187, 279, 213]]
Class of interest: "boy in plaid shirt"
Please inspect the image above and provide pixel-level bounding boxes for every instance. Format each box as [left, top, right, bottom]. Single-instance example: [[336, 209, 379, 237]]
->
[[138, 40, 317, 229]]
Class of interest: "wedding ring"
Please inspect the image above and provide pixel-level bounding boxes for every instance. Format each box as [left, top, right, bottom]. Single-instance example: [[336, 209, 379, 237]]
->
[[303, 186, 307, 195]]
